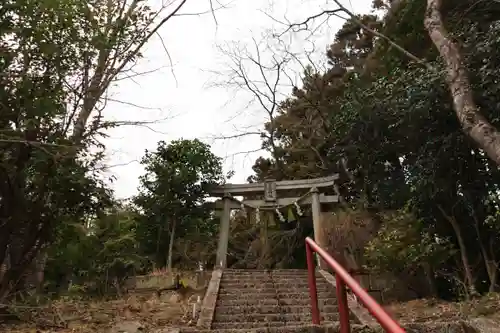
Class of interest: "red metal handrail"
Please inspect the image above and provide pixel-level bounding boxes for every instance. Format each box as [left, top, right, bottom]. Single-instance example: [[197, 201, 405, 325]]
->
[[305, 237, 406, 333]]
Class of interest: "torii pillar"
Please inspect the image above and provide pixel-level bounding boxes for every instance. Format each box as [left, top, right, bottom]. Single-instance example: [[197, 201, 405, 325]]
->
[[310, 186, 327, 269], [215, 195, 231, 269]]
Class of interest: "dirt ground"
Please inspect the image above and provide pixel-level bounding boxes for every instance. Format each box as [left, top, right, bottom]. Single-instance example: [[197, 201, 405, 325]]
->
[[384, 292, 500, 323], [1, 291, 190, 333], [0, 271, 205, 333]]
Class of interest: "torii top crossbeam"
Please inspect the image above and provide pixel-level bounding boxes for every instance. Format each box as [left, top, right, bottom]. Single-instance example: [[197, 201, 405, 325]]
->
[[209, 175, 339, 197]]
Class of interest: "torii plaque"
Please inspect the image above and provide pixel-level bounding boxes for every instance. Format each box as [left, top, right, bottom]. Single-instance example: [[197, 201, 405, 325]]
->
[[209, 175, 339, 269], [264, 179, 277, 202]]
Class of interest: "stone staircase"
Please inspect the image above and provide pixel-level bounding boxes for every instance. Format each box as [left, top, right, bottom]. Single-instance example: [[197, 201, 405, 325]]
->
[[213, 269, 354, 330], [181, 269, 359, 333], [173, 269, 489, 333]]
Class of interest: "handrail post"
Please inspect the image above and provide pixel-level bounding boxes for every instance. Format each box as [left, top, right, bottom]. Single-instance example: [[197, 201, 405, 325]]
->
[[336, 277, 350, 333], [305, 237, 406, 333], [306, 241, 320, 325]]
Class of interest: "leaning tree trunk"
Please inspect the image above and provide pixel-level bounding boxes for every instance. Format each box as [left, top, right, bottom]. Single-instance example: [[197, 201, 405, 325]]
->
[[438, 205, 478, 298], [424, 0, 500, 166], [166, 219, 176, 271], [33, 250, 48, 293]]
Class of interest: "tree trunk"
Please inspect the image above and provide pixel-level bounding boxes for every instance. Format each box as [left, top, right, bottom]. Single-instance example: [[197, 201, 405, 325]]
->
[[422, 262, 438, 297], [471, 214, 498, 292], [0, 245, 10, 283], [437, 205, 477, 298], [166, 220, 176, 271], [113, 276, 122, 297], [156, 225, 162, 267], [487, 238, 498, 292], [33, 251, 47, 293], [0, 235, 41, 301], [424, 0, 500, 166]]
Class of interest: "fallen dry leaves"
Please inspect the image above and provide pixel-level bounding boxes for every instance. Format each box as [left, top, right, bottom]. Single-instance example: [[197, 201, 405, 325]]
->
[[1, 270, 208, 333], [384, 292, 500, 324], [1, 289, 189, 333]]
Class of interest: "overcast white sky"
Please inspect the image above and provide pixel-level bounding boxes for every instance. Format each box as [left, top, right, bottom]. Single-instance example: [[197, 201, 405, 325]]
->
[[102, 0, 372, 199]]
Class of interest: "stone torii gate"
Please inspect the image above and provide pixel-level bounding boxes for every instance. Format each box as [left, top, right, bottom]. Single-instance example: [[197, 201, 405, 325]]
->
[[209, 175, 339, 269]]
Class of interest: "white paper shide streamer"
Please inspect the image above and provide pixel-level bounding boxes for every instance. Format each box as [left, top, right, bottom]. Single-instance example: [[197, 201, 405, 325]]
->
[[294, 201, 303, 216], [275, 208, 285, 222]]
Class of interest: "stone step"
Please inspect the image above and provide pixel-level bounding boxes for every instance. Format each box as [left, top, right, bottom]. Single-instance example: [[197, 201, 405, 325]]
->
[[279, 297, 338, 307], [222, 272, 321, 278], [217, 292, 336, 301], [217, 292, 279, 300], [271, 271, 311, 276], [213, 312, 340, 324], [270, 274, 312, 277], [222, 289, 333, 296], [211, 320, 285, 330], [275, 290, 336, 296], [276, 284, 333, 291], [220, 281, 331, 289], [180, 323, 368, 333], [220, 292, 336, 300], [221, 270, 315, 279], [219, 279, 326, 286], [223, 269, 273, 272], [223, 269, 309, 273], [273, 289, 334, 296], [218, 287, 277, 295], [211, 319, 339, 330], [222, 269, 271, 276], [271, 277, 325, 283], [220, 277, 273, 283], [216, 297, 338, 307], [216, 298, 279, 306], [218, 285, 333, 296], [222, 272, 315, 277], [214, 304, 339, 316], [222, 270, 273, 275], [271, 269, 309, 272]]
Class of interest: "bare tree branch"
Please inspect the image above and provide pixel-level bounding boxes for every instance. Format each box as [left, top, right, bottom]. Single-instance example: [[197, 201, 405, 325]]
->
[[72, 0, 191, 142], [211, 37, 299, 169], [273, 0, 429, 68]]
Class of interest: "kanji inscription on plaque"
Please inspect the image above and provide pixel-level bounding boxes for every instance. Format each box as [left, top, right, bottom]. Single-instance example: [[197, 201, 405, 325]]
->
[[264, 179, 277, 202]]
